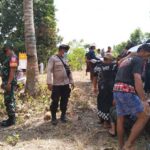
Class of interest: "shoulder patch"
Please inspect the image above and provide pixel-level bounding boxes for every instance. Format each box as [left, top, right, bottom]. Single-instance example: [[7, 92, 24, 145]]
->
[[10, 56, 18, 67]]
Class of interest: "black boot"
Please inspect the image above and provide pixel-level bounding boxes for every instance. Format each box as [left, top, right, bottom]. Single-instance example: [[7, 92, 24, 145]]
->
[[1, 118, 9, 123], [60, 112, 68, 123], [51, 112, 58, 125], [1, 115, 16, 127]]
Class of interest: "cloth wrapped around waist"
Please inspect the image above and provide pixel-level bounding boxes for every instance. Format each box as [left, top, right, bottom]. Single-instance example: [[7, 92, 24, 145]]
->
[[113, 82, 136, 94]]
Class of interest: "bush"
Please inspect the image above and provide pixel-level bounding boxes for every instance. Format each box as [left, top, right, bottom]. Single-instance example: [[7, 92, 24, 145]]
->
[[68, 48, 85, 71]]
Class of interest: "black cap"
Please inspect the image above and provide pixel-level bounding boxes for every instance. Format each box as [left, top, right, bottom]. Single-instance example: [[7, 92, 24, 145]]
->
[[59, 44, 70, 51]]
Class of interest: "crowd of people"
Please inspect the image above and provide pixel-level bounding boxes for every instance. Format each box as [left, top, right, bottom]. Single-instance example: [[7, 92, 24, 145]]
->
[[47, 43, 150, 149], [85, 43, 150, 150], [0, 41, 150, 150]]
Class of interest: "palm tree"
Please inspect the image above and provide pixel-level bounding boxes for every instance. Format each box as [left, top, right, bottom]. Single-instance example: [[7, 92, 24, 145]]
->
[[23, 0, 39, 96]]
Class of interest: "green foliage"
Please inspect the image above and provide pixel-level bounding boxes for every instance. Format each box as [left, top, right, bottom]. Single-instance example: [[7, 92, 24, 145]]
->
[[113, 28, 150, 56], [68, 39, 85, 50], [113, 42, 127, 57], [129, 28, 143, 45], [0, 93, 5, 116], [68, 48, 86, 71], [34, 0, 60, 64], [144, 32, 150, 41], [6, 133, 20, 146], [0, 0, 61, 64]]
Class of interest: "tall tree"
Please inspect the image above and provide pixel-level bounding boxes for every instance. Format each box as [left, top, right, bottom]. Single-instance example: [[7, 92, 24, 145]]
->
[[0, 0, 60, 64], [23, 0, 39, 96], [34, 0, 59, 64], [113, 28, 149, 56]]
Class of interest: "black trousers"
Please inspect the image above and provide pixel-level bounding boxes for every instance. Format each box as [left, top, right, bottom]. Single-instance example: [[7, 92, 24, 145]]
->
[[50, 84, 71, 113]]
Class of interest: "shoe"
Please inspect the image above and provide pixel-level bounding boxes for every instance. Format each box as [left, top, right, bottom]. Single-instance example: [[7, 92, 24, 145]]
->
[[60, 116, 68, 123], [51, 118, 58, 125], [1, 118, 9, 123], [60, 114, 68, 123], [51, 112, 58, 125], [1, 116, 16, 127]]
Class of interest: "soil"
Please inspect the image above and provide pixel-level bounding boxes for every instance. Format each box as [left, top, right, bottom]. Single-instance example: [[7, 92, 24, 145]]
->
[[0, 71, 149, 150]]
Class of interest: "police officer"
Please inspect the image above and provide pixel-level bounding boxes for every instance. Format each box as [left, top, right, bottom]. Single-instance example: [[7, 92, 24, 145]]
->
[[47, 44, 74, 125], [0, 41, 18, 127]]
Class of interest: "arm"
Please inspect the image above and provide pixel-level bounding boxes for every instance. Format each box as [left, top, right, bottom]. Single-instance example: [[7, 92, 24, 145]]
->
[[6, 56, 18, 91], [47, 57, 54, 91], [8, 68, 16, 84], [69, 72, 75, 89], [6, 67, 17, 91], [89, 51, 99, 60], [134, 73, 146, 101], [93, 76, 98, 93]]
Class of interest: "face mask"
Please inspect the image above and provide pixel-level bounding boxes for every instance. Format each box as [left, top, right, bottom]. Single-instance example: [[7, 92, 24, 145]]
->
[[63, 52, 68, 59]]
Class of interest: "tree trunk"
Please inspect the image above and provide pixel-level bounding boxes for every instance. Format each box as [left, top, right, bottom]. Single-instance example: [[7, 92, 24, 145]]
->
[[23, 0, 39, 96]]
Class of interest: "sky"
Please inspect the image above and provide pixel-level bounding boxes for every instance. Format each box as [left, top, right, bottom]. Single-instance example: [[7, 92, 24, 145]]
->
[[54, 0, 150, 49]]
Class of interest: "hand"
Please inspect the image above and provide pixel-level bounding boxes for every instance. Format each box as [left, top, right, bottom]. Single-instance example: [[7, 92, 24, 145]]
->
[[142, 101, 150, 115], [1, 84, 4, 89], [6, 83, 11, 92], [142, 101, 149, 108], [93, 88, 98, 94], [48, 84, 53, 91], [112, 100, 116, 106], [71, 83, 75, 90]]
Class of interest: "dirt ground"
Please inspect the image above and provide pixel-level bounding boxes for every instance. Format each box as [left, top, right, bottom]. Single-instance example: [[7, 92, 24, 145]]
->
[[0, 71, 149, 150]]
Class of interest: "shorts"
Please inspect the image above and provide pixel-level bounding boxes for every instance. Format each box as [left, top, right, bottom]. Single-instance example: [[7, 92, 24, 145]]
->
[[113, 92, 144, 116]]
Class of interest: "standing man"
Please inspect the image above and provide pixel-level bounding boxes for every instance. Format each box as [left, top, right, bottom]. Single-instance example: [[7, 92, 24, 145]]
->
[[86, 44, 100, 81], [113, 44, 150, 149], [0, 41, 18, 127], [93, 54, 117, 128], [47, 44, 74, 125]]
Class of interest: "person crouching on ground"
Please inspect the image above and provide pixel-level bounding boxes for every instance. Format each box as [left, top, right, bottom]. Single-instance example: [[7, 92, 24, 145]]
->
[[47, 44, 74, 125], [113, 43, 150, 150], [93, 54, 118, 128]]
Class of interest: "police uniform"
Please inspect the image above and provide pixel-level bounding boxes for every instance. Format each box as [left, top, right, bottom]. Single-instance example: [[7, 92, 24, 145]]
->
[[47, 44, 74, 125]]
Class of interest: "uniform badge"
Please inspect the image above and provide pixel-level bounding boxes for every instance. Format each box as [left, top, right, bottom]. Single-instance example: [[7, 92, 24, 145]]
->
[[10, 56, 18, 67]]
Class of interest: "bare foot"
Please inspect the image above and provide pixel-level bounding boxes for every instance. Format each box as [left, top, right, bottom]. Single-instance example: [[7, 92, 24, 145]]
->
[[123, 143, 136, 150], [108, 128, 116, 136]]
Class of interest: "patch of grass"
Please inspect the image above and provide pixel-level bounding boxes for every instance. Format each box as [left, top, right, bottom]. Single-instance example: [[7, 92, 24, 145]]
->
[[0, 85, 50, 125], [16, 116, 25, 125], [6, 133, 20, 146]]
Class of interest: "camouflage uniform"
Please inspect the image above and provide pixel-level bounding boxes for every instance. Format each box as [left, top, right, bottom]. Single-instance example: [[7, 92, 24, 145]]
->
[[1, 54, 18, 118]]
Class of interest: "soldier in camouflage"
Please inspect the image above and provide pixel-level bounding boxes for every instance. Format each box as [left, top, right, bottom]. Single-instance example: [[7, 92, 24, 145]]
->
[[0, 41, 18, 127]]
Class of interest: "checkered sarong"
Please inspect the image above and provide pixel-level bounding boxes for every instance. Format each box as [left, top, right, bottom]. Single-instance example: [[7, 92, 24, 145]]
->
[[97, 110, 109, 121]]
